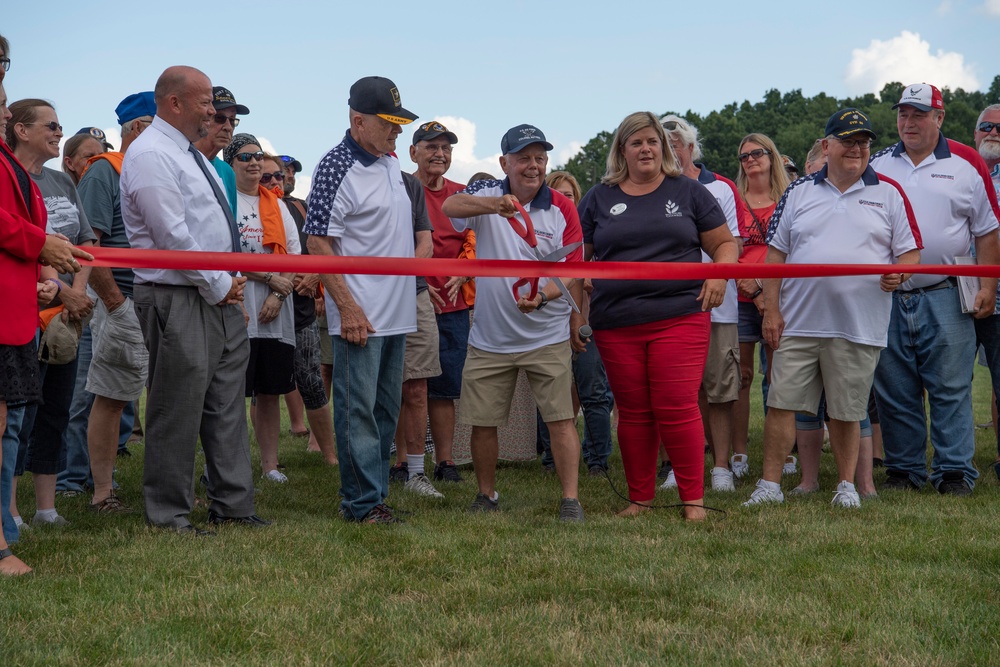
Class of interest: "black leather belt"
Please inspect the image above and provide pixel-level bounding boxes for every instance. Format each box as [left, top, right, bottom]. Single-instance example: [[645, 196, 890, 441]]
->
[[898, 277, 957, 294]]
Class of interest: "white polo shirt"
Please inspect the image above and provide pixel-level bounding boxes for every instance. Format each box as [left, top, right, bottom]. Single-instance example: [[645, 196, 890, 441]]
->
[[766, 165, 921, 347], [303, 131, 417, 338], [697, 166, 741, 325], [451, 178, 583, 353], [870, 133, 1000, 289]]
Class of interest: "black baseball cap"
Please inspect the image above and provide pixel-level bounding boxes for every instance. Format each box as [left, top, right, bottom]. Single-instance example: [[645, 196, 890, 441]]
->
[[500, 124, 553, 155], [412, 121, 458, 146], [348, 76, 417, 125], [825, 108, 877, 140], [75, 127, 113, 150], [279, 155, 302, 173], [212, 86, 250, 115]]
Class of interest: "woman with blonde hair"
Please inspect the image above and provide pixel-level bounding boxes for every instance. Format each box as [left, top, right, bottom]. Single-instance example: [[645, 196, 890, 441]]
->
[[732, 133, 790, 480], [579, 111, 738, 520]]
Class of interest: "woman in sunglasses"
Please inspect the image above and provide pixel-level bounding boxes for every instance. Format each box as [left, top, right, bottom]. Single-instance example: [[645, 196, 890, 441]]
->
[[733, 133, 791, 480], [6, 99, 97, 530], [224, 134, 300, 484]]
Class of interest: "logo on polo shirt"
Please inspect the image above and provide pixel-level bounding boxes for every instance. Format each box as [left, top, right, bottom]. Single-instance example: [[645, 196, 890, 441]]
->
[[858, 199, 884, 209], [610, 203, 627, 216], [931, 173, 955, 180], [664, 200, 682, 218]]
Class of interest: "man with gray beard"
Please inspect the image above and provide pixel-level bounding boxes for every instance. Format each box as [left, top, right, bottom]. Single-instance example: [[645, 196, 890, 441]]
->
[[973, 103, 1000, 480]]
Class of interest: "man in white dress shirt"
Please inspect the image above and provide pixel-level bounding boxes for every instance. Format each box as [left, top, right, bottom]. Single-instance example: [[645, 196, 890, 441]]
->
[[122, 66, 267, 534]]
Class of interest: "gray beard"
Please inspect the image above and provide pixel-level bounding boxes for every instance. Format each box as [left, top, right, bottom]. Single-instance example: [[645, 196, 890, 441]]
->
[[979, 139, 1000, 162]]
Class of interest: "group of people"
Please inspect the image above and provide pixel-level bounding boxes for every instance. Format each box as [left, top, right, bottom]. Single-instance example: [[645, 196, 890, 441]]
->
[[2, 45, 999, 576]]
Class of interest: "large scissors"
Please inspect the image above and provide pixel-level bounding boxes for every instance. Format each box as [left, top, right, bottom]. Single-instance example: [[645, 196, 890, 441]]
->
[[508, 201, 581, 313]]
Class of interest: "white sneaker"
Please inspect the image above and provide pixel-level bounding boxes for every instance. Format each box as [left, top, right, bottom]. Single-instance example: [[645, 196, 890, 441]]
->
[[831, 481, 861, 508], [711, 467, 735, 492], [659, 469, 677, 490], [742, 479, 784, 506], [730, 454, 749, 479], [31, 513, 70, 526], [782, 455, 798, 476], [264, 469, 288, 483], [404, 473, 445, 498]]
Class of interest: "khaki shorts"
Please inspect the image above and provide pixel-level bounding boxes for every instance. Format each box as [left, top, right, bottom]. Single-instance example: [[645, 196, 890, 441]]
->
[[403, 290, 442, 382], [702, 323, 740, 403], [86, 297, 149, 402], [458, 341, 574, 426], [766, 336, 880, 421]]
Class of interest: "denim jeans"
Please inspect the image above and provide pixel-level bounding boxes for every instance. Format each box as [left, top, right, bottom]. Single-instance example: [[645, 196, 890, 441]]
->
[[975, 314, 1000, 458], [874, 286, 977, 488], [2, 406, 25, 545], [539, 338, 615, 469], [332, 334, 406, 520], [16, 355, 79, 476]]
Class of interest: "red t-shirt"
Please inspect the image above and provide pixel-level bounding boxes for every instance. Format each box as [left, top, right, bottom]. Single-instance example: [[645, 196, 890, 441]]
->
[[737, 202, 775, 302], [424, 177, 470, 313]]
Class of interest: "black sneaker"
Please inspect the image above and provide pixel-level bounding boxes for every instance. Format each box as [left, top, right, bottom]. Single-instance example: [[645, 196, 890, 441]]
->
[[360, 504, 404, 524], [468, 493, 499, 513], [207, 511, 272, 527], [541, 462, 556, 474], [657, 461, 672, 481], [559, 498, 585, 523], [389, 462, 408, 484], [881, 470, 918, 491], [937, 471, 972, 497], [588, 464, 607, 478], [434, 460, 463, 483]]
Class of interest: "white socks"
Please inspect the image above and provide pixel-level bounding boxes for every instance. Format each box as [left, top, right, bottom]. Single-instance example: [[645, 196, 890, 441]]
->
[[407, 454, 424, 478]]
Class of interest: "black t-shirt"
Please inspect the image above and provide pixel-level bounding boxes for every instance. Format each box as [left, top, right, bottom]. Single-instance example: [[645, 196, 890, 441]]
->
[[579, 175, 726, 330]]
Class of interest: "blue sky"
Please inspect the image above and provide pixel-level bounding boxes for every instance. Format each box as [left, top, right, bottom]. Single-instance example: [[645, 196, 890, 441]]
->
[[4, 0, 997, 195]]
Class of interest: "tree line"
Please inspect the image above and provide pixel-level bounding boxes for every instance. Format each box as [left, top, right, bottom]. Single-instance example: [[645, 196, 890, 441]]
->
[[558, 76, 1000, 194]]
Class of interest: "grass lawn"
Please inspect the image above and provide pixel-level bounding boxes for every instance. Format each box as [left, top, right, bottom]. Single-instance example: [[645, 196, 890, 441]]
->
[[3, 369, 1000, 666]]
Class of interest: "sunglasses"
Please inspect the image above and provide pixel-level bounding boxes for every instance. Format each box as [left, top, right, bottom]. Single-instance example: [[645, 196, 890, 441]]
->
[[260, 171, 285, 184], [235, 151, 265, 162], [661, 121, 679, 131], [738, 148, 771, 163], [0, 57, 9, 72], [279, 155, 295, 163], [213, 114, 239, 127], [22, 121, 62, 132], [978, 122, 1000, 134]]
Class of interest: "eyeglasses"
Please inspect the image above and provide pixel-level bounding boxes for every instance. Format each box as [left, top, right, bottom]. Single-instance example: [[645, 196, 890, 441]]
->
[[835, 137, 873, 150], [0, 57, 9, 72], [22, 121, 62, 132], [738, 148, 771, 163], [235, 151, 265, 162], [978, 122, 1000, 134], [423, 143, 453, 154], [213, 114, 239, 127], [259, 171, 285, 184]]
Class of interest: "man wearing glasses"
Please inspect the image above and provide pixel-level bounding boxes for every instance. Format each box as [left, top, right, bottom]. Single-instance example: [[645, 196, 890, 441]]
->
[[193, 86, 249, 215], [744, 108, 921, 509], [972, 104, 1000, 481], [121, 66, 265, 534], [870, 84, 1000, 496]]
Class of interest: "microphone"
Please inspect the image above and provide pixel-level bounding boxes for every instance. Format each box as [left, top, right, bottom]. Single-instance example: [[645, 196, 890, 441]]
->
[[579, 324, 592, 342]]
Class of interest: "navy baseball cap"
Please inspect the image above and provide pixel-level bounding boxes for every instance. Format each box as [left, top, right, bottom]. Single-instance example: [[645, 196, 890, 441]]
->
[[500, 124, 553, 155], [75, 127, 113, 150], [348, 76, 417, 125], [412, 121, 458, 146], [825, 108, 877, 140], [212, 86, 250, 115], [114, 91, 156, 125], [279, 155, 302, 172]]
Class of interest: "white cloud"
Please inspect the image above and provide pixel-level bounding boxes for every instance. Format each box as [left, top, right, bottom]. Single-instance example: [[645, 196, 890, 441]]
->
[[844, 31, 979, 95], [557, 141, 584, 167], [986, 0, 1000, 15], [937, 0, 953, 14], [402, 116, 503, 185]]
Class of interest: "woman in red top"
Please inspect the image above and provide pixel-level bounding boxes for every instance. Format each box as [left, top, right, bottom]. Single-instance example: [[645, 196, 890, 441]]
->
[[732, 133, 790, 480]]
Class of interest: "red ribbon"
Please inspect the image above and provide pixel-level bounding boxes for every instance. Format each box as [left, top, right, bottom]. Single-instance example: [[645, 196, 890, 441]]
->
[[81, 246, 1000, 280]]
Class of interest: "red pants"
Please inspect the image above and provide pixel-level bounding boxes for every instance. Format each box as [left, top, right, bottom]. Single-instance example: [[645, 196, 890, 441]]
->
[[594, 313, 710, 502]]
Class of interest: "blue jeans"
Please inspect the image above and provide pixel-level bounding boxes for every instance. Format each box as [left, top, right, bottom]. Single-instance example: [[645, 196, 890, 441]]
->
[[539, 338, 615, 469], [2, 406, 26, 545], [874, 286, 977, 488], [332, 334, 406, 520], [974, 314, 1000, 458]]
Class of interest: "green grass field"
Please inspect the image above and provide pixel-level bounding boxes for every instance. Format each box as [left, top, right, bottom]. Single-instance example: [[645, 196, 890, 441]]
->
[[3, 370, 1000, 666]]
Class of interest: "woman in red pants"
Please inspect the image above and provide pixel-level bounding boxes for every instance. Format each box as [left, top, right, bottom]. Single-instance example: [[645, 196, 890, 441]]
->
[[578, 111, 738, 520]]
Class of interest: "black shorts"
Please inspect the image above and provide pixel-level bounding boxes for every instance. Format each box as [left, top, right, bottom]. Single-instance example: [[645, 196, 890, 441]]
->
[[245, 338, 296, 397]]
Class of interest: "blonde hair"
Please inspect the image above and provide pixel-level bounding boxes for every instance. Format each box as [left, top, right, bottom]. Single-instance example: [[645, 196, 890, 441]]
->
[[735, 133, 789, 204], [602, 111, 680, 186], [546, 170, 581, 204]]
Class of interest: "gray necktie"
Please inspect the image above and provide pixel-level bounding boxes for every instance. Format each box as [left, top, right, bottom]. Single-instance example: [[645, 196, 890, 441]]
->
[[188, 143, 241, 253]]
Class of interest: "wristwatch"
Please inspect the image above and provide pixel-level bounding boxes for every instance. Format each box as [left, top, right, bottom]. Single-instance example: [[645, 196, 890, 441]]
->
[[271, 291, 286, 301], [536, 291, 549, 311]]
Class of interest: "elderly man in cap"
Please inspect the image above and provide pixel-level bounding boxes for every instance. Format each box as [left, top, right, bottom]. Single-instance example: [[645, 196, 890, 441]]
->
[[870, 84, 1000, 496], [743, 108, 922, 509], [305, 76, 418, 524], [122, 66, 266, 534], [68, 92, 157, 514], [193, 86, 249, 215], [442, 124, 586, 522]]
